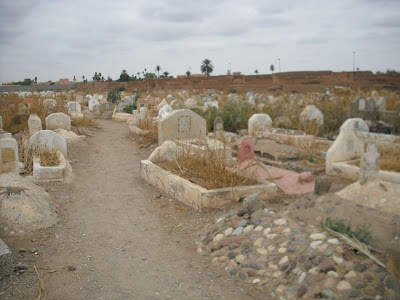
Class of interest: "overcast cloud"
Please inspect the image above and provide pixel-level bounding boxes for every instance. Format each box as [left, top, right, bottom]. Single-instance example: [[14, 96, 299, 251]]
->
[[1, 0, 399, 82]]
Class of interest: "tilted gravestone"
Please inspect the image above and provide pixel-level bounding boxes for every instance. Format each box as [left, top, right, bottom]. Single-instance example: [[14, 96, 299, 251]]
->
[[157, 109, 206, 146]]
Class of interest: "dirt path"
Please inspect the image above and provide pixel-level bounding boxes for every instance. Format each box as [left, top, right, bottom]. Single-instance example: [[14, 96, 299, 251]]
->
[[2, 119, 265, 299]]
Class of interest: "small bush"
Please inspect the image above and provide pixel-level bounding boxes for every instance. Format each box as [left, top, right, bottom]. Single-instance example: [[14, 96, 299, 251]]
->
[[321, 218, 372, 245], [123, 104, 137, 114], [107, 87, 122, 103]]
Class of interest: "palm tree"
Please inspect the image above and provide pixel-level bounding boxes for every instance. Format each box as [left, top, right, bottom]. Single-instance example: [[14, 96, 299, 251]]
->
[[201, 59, 214, 76], [270, 64, 275, 74], [254, 70, 259, 74], [155, 65, 161, 78], [82, 75, 85, 82]]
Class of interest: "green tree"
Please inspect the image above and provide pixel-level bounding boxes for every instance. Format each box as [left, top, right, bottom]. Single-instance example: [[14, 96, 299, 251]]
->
[[163, 71, 169, 78], [34, 76, 37, 83], [201, 58, 214, 76], [254, 70, 259, 74], [93, 72, 101, 81], [186, 70, 191, 77], [107, 76, 112, 82], [270, 64, 275, 74], [118, 70, 130, 82], [155, 65, 161, 78]]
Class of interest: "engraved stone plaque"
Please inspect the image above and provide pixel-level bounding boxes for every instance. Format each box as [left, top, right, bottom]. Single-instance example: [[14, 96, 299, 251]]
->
[[2, 148, 15, 162], [178, 116, 191, 132]]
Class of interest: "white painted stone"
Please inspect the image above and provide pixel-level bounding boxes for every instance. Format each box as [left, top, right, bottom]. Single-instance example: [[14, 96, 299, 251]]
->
[[88, 99, 100, 111], [29, 130, 67, 158], [66, 101, 81, 114], [333, 256, 344, 264], [248, 114, 272, 137], [158, 104, 173, 119], [28, 114, 42, 137], [243, 225, 254, 235], [158, 109, 206, 146], [45, 113, 71, 131], [299, 105, 324, 126]]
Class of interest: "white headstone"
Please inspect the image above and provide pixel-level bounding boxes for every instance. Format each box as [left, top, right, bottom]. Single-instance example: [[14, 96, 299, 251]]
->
[[28, 114, 42, 137], [45, 113, 71, 131], [299, 105, 324, 126], [158, 109, 206, 145], [88, 99, 100, 111], [29, 130, 67, 158], [66, 101, 82, 114], [248, 113, 272, 137]]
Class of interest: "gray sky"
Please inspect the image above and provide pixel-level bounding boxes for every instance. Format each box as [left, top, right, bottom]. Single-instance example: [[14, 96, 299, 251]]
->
[[1, 0, 400, 83]]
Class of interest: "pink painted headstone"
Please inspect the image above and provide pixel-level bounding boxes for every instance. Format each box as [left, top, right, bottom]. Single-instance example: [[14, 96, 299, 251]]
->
[[239, 138, 255, 162]]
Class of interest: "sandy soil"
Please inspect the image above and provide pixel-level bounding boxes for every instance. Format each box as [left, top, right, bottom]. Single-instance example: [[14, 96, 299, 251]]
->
[[1, 119, 266, 299]]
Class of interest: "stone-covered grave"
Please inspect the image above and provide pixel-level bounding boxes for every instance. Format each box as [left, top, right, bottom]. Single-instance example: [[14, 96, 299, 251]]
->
[[196, 193, 397, 299]]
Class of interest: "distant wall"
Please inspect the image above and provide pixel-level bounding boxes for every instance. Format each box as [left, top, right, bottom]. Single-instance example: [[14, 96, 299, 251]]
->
[[77, 71, 400, 93], [0, 83, 77, 92], [2, 71, 400, 93]]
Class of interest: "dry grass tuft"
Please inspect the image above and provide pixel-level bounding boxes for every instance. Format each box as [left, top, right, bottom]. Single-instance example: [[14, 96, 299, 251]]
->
[[71, 116, 97, 127], [378, 144, 400, 172], [158, 142, 258, 189]]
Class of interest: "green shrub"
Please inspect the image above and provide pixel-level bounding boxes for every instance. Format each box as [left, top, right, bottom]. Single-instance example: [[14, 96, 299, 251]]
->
[[321, 218, 372, 245], [107, 87, 122, 103], [123, 104, 137, 113]]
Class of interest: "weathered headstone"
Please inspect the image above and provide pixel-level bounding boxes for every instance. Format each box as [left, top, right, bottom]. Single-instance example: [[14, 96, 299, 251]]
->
[[75, 95, 84, 103], [366, 98, 375, 111], [66, 101, 82, 114], [88, 99, 100, 111], [28, 114, 42, 137], [360, 142, 380, 184], [350, 96, 366, 116], [239, 138, 255, 163], [0, 115, 2, 131], [0, 137, 19, 174], [29, 130, 67, 157], [228, 94, 239, 105], [248, 113, 272, 137], [299, 105, 324, 126], [214, 117, 224, 132], [43, 99, 57, 109], [158, 99, 168, 110], [376, 97, 386, 111], [99, 102, 115, 113], [158, 109, 206, 146], [45, 113, 71, 131], [19, 103, 29, 115], [158, 104, 173, 119]]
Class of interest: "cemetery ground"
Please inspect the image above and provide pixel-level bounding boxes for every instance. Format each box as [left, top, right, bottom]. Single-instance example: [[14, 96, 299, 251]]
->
[[0, 119, 268, 299], [1, 119, 399, 299]]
